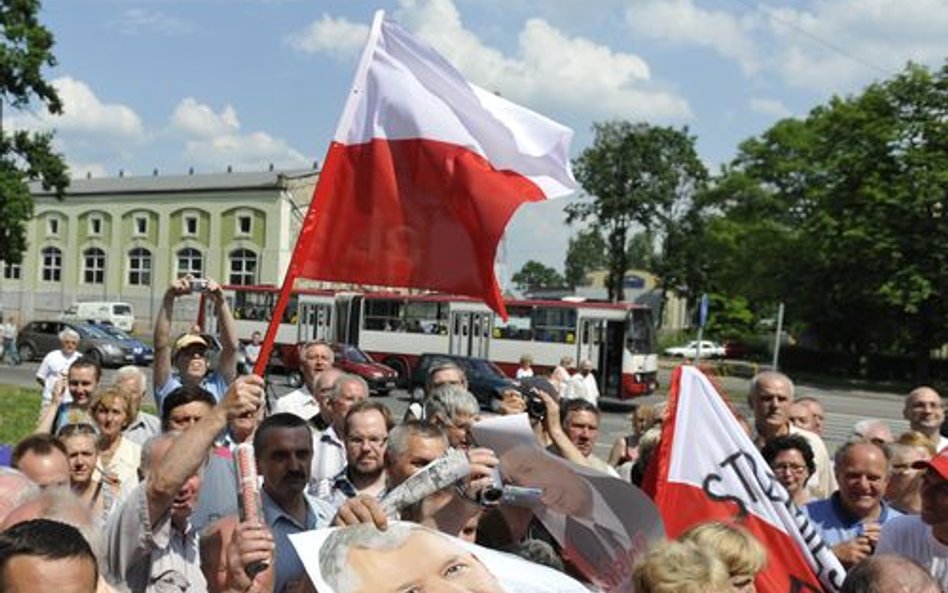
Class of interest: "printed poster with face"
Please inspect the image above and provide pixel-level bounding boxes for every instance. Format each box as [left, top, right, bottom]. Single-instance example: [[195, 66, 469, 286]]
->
[[471, 414, 666, 593], [289, 521, 591, 593]]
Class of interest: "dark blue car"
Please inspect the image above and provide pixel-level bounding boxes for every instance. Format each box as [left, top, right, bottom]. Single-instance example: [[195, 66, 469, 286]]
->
[[93, 323, 154, 365]]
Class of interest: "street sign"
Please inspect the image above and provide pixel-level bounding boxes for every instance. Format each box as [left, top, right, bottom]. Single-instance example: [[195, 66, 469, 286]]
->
[[698, 293, 709, 328]]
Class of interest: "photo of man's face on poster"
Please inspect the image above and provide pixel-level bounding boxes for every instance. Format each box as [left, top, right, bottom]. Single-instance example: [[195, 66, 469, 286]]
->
[[319, 523, 504, 593]]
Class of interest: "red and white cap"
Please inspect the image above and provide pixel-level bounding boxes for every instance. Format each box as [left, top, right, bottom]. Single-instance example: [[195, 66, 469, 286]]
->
[[912, 449, 948, 480]]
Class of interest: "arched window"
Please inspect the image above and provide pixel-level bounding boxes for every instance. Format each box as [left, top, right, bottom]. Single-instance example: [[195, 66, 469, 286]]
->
[[128, 247, 152, 286], [41, 247, 62, 282], [83, 248, 106, 284], [229, 249, 257, 286], [176, 248, 203, 278]]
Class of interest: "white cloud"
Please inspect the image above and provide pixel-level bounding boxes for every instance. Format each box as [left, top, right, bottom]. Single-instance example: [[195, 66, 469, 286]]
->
[[170, 98, 309, 170], [748, 97, 792, 119], [284, 14, 369, 58], [112, 8, 196, 36], [286, 0, 692, 121], [625, 0, 760, 75], [171, 98, 240, 138]]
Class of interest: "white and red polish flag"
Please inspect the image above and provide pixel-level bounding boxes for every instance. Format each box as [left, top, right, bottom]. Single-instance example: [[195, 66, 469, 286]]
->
[[650, 366, 845, 593], [292, 10, 575, 317]]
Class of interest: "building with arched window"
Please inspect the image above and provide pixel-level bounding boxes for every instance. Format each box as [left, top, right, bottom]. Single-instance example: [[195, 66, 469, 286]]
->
[[0, 168, 318, 331]]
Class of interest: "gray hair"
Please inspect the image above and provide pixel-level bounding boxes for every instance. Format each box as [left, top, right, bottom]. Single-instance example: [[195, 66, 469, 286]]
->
[[59, 327, 80, 343], [425, 359, 468, 392], [841, 553, 939, 593], [749, 370, 795, 401], [0, 467, 40, 519], [140, 431, 182, 475], [6, 486, 103, 560], [386, 421, 448, 461], [320, 524, 448, 593], [424, 384, 479, 425], [852, 419, 890, 441], [834, 440, 891, 472], [328, 373, 368, 403], [113, 365, 147, 393]]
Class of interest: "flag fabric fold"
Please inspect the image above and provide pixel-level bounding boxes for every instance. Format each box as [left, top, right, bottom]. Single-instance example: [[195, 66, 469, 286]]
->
[[652, 365, 845, 593], [289, 10, 577, 319]]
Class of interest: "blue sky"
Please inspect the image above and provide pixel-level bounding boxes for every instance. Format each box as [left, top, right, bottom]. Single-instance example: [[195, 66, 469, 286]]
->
[[16, 0, 948, 283]]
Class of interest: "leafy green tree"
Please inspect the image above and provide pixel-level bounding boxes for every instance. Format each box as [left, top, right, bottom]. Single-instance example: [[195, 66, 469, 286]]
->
[[563, 227, 607, 289], [567, 121, 708, 301], [0, 0, 69, 264], [511, 260, 565, 293], [626, 231, 654, 270], [714, 62, 948, 379]]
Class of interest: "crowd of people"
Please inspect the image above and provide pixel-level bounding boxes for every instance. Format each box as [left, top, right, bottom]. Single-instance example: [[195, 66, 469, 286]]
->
[[4, 277, 948, 592]]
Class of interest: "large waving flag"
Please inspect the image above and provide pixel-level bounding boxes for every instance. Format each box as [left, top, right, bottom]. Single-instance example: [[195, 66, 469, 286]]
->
[[652, 366, 845, 592], [252, 10, 577, 376]]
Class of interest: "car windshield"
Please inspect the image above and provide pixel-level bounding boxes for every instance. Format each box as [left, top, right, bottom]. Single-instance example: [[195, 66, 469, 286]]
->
[[469, 359, 503, 377], [77, 324, 109, 338], [100, 325, 131, 340], [113, 305, 132, 315], [343, 345, 372, 364]]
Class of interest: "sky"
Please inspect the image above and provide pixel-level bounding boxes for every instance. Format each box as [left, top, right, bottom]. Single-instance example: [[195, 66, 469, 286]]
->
[[14, 0, 948, 285]]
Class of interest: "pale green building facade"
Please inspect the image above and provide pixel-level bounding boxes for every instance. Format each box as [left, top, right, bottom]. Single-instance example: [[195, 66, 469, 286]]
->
[[0, 168, 318, 332]]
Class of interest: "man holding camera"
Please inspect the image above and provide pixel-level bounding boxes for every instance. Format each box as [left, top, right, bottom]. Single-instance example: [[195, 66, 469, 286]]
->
[[153, 275, 239, 412]]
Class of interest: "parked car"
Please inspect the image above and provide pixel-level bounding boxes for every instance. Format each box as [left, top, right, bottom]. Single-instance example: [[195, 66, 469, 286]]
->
[[17, 320, 137, 367], [408, 353, 516, 410], [664, 340, 727, 359], [91, 322, 154, 365], [283, 342, 398, 395]]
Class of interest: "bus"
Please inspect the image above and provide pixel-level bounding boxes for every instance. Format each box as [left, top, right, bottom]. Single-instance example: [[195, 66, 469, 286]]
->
[[203, 285, 659, 399]]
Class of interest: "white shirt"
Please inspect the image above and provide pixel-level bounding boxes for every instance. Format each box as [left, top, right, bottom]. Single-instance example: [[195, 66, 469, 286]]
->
[[877, 514, 948, 588], [567, 372, 599, 405], [36, 349, 81, 406], [310, 426, 346, 499], [273, 387, 320, 421]]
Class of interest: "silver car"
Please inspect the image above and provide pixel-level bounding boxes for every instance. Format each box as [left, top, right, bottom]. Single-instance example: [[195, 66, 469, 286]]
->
[[17, 320, 136, 368]]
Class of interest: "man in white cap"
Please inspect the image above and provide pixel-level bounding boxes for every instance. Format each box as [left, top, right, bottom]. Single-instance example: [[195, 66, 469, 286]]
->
[[153, 276, 238, 412], [566, 359, 599, 405]]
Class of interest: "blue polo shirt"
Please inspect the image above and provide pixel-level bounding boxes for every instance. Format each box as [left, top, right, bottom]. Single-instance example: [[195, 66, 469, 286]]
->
[[155, 371, 229, 414], [261, 488, 334, 593], [804, 492, 903, 545]]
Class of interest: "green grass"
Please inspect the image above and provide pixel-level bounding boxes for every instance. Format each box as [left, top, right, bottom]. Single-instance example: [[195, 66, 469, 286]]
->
[[0, 384, 41, 445]]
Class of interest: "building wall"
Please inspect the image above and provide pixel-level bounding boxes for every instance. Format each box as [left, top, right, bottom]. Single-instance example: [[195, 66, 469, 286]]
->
[[0, 170, 317, 333]]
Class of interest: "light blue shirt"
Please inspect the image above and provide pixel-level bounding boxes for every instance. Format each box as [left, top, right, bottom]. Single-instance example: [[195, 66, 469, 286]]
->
[[804, 492, 903, 545], [155, 372, 229, 414], [262, 488, 334, 593]]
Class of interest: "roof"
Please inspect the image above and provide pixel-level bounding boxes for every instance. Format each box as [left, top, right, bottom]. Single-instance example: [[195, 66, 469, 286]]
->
[[29, 168, 318, 197]]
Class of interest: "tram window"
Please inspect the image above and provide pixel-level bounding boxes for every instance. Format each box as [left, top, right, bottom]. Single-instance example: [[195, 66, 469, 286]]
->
[[493, 305, 532, 340], [365, 298, 404, 331], [533, 307, 576, 343]]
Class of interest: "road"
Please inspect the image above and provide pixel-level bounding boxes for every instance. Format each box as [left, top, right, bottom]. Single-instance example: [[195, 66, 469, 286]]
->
[[0, 361, 910, 458]]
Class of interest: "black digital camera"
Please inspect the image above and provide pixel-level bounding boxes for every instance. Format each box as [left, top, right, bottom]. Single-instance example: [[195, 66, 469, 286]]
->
[[515, 379, 549, 423]]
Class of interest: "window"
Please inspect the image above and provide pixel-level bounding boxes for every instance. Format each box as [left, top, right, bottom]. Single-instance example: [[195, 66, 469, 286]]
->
[[3, 262, 21, 280], [41, 247, 62, 282], [128, 248, 152, 286], [89, 216, 102, 236], [533, 306, 577, 343], [237, 215, 252, 235], [176, 248, 203, 278], [184, 215, 198, 236], [492, 305, 533, 341], [83, 248, 106, 284], [47, 218, 60, 236], [364, 298, 405, 331], [134, 215, 148, 236], [229, 249, 257, 286]]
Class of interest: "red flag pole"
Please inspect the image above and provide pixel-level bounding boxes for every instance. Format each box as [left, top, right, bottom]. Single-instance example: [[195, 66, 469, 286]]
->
[[252, 144, 343, 377]]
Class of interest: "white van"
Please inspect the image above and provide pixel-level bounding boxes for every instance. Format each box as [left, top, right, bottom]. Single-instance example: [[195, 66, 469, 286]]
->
[[62, 301, 135, 332]]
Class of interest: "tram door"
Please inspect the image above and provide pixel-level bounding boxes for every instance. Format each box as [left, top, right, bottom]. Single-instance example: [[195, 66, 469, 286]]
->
[[449, 311, 492, 358], [577, 317, 622, 397], [297, 296, 333, 342]]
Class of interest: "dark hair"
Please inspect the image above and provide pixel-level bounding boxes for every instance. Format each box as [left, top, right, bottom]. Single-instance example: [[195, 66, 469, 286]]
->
[[761, 434, 816, 477], [11, 434, 68, 468], [69, 356, 102, 382], [560, 398, 601, 428], [344, 400, 395, 436], [0, 518, 98, 582], [160, 384, 216, 429], [253, 412, 311, 456]]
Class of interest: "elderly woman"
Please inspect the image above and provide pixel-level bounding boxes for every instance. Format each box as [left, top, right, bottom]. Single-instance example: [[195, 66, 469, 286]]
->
[[761, 434, 816, 507], [58, 422, 122, 528], [608, 403, 655, 467], [34, 327, 82, 411], [886, 431, 936, 514], [90, 386, 141, 490]]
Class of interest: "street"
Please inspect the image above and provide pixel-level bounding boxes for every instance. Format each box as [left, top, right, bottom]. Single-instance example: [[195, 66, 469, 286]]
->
[[0, 361, 911, 458]]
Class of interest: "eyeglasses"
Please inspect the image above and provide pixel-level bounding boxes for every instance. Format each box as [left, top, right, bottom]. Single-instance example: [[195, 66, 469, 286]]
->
[[345, 436, 388, 447], [772, 463, 808, 474]]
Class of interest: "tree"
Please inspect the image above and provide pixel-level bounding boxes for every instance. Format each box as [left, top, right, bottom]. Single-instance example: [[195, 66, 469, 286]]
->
[[714, 61, 948, 380], [511, 260, 565, 293], [567, 121, 708, 301], [0, 0, 70, 264], [563, 227, 607, 288]]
